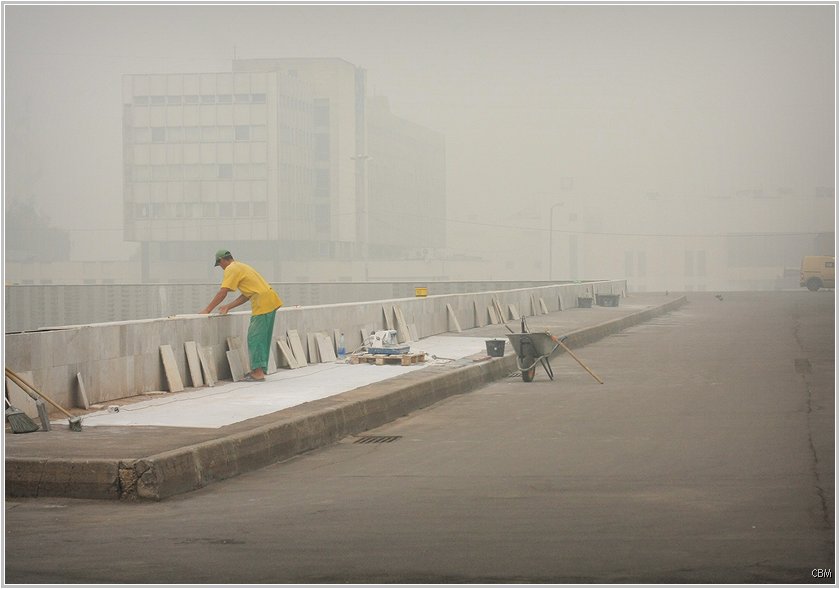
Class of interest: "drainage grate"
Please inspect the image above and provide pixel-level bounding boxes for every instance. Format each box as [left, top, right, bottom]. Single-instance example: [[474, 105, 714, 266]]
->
[[354, 435, 403, 444]]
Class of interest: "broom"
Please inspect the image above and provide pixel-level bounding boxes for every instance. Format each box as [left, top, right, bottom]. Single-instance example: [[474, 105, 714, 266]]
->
[[5, 368, 83, 432], [5, 397, 40, 434]]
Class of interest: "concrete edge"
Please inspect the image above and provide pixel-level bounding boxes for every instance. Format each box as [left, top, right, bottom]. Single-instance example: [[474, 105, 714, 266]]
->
[[6, 296, 687, 501]]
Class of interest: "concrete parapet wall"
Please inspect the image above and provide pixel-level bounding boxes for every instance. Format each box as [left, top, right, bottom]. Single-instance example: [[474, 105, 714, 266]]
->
[[4, 280, 626, 410], [5, 280, 587, 334]]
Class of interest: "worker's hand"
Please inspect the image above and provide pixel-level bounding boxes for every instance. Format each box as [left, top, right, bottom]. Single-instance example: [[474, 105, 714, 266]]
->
[[218, 305, 230, 315]]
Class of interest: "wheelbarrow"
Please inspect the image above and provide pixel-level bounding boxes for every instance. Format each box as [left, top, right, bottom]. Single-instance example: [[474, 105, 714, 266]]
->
[[505, 331, 562, 382], [505, 318, 605, 384]]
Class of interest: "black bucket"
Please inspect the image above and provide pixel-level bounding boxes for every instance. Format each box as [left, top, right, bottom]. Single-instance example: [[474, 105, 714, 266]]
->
[[578, 297, 593, 308], [486, 339, 506, 357], [596, 294, 620, 307]]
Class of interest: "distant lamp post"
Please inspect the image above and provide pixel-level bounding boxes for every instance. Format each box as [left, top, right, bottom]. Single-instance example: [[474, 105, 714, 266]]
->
[[548, 201, 564, 281], [350, 154, 373, 259]]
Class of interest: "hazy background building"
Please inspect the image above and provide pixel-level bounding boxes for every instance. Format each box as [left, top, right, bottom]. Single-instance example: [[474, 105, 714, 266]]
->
[[3, 4, 836, 293], [121, 58, 447, 283]]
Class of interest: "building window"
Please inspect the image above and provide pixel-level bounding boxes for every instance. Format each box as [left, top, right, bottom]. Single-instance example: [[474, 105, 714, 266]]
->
[[167, 126, 185, 142], [184, 95, 199, 104], [133, 128, 152, 143], [235, 202, 250, 217], [252, 126, 267, 141], [150, 95, 166, 106], [235, 125, 250, 141], [134, 166, 151, 181], [315, 204, 330, 229], [201, 164, 217, 180], [315, 169, 329, 197], [151, 127, 166, 143], [201, 95, 216, 104], [219, 202, 233, 216], [251, 93, 266, 104], [217, 94, 233, 104], [202, 203, 216, 217], [685, 251, 694, 276], [315, 134, 329, 161], [280, 125, 292, 144], [184, 164, 201, 180], [235, 94, 250, 103], [201, 126, 219, 142], [135, 96, 149, 105], [314, 99, 330, 126], [219, 164, 233, 179], [167, 95, 182, 105], [252, 201, 267, 216], [219, 126, 234, 141]]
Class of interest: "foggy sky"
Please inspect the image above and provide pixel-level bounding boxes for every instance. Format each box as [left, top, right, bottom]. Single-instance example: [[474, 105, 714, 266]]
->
[[2, 3, 836, 262]]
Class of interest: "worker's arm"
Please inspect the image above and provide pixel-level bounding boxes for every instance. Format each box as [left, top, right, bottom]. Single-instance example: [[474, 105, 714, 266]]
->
[[219, 294, 250, 315], [200, 288, 232, 314]]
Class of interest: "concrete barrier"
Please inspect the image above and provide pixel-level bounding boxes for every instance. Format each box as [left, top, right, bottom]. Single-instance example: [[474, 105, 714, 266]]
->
[[4, 281, 626, 410]]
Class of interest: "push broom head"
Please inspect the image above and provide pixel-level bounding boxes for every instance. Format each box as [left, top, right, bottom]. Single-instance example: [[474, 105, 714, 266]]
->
[[5, 402, 40, 434], [67, 416, 82, 432]]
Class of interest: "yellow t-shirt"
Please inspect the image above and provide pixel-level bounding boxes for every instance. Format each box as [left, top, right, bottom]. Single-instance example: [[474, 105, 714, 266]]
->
[[220, 261, 283, 315]]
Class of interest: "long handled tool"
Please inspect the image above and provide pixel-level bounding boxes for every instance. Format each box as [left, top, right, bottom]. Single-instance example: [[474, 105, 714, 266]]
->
[[5, 368, 82, 432], [549, 335, 604, 384], [5, 397, 40, 434]]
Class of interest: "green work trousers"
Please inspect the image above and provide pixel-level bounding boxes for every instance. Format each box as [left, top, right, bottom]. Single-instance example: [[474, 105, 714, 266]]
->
[[247, 310, 277, 372]]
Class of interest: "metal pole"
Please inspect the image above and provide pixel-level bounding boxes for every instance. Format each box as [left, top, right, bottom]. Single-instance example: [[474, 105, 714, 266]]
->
[[549, 202, 563, 282], [549, 209, 553, 281]]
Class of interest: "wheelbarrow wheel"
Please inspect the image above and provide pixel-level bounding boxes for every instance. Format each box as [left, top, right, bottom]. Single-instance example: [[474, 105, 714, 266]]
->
[[521, 356, 536, 382]]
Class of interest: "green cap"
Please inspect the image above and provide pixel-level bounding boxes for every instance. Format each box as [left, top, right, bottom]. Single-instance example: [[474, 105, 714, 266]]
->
[[214, 249, 231, 267]]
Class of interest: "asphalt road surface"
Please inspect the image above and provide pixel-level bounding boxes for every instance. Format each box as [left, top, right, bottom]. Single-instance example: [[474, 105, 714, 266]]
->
[[4, 291, 834, 584]]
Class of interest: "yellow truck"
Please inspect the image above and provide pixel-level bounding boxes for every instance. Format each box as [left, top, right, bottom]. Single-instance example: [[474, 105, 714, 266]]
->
[[800, 256, 835, 291]]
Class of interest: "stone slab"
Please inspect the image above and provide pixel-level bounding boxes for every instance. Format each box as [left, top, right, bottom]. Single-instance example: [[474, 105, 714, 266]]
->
[[307, 333, 321, 364], [446, 304, 462, 333], [487, 305, 499, 325], [197, 346, 215, 387], [184, 341, 204, 388], [159, 345, 184, 393], [76, 372, 90, 409], [277, 340, 300, 369], [316, 334, 337, 362], [226, 350, 246, 382], [287, 330, 308, 367], [227, 336, 249, 372]]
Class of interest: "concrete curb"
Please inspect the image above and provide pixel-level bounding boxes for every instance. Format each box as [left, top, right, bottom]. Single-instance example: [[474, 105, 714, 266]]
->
[[6, 296, 686, 501]]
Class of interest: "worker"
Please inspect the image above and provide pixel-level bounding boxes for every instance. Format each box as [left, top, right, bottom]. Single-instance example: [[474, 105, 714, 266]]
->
[[200, 249, 283, 382]]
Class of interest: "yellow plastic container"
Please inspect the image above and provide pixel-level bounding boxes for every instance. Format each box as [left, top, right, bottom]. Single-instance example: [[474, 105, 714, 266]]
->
[[415, 287, 428, 297]]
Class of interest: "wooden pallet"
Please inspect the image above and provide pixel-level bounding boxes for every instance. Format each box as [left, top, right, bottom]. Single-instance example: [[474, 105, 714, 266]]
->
[[350, 351, 427, 366]]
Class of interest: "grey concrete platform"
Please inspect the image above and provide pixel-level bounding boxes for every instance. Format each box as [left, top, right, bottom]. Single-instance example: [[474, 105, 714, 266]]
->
[[4, 294, 686, 501]]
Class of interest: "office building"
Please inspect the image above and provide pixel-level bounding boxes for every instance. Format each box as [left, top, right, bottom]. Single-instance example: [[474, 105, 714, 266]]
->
[[122, 58, 446, 282]]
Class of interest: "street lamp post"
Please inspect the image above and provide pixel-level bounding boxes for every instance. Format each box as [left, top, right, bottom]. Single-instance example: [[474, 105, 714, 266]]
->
[[351, 154, 372, 260], [548, 202, 564, 281]]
